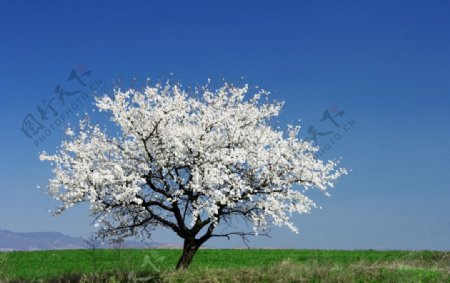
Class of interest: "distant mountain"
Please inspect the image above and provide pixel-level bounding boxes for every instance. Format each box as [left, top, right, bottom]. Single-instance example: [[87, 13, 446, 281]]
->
[[0, 229, 179, 251]]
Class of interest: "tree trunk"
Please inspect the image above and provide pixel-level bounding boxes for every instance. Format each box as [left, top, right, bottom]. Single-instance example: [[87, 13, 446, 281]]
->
[[176, 238, 200, 270]]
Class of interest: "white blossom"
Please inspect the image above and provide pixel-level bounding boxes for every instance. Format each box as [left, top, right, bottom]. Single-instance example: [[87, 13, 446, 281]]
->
[[40, 80, 347, 243]]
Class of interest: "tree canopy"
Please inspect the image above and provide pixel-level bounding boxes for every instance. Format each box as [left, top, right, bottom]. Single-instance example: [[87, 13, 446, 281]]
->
[[40, 81, 346, 269]]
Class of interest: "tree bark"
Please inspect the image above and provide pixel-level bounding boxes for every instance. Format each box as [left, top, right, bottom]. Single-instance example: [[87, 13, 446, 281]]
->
[[176, 238, 200, 270]]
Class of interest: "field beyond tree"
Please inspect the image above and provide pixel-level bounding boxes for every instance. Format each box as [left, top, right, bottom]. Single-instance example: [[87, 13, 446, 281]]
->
[[1, 249, 449, 282]]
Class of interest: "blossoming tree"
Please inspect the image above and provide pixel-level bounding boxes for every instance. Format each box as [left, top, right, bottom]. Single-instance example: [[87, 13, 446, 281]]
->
[[40, 81, 346, 269]]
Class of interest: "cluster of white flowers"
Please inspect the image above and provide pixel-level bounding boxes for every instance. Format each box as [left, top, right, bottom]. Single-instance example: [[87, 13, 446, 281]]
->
[[40, 81, 346, 239]]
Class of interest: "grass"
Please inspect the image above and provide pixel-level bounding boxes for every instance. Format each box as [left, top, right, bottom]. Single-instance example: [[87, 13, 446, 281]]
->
[[0, 249, 449, 282]]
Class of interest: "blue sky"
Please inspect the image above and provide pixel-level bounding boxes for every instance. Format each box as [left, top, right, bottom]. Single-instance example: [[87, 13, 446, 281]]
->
[[0, 1, 449, 250]]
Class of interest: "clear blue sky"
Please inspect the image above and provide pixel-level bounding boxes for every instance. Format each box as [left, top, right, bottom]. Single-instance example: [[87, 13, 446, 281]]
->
[[1, 1, 449, 250]]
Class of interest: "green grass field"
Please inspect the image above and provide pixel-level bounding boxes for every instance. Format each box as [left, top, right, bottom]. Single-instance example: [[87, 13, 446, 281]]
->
[[1, 249, 449, 282]]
